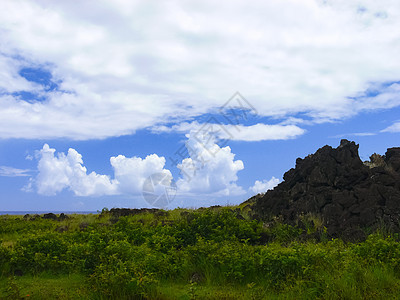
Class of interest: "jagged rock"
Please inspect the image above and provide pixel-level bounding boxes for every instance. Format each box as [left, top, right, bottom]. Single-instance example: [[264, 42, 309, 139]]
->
[[386, 148, 400, 172], [364, 153, 386, 169], [253, 139, 400, 241]]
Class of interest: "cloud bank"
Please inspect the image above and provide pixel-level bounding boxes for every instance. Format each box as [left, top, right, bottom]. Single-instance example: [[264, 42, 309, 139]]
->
[[27, 136, 245, 198], [1, 1, 400, 139]]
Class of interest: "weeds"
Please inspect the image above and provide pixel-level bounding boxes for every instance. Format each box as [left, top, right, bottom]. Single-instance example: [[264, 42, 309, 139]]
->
[[1, 208, 400, 299]]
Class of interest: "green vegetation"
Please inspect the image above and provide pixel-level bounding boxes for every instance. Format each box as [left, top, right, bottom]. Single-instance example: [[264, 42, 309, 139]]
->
[[1, 207, 400, 299]]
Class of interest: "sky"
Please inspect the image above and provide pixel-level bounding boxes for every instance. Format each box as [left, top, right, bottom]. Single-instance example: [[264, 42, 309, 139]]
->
[[0, 0, 400, 211]]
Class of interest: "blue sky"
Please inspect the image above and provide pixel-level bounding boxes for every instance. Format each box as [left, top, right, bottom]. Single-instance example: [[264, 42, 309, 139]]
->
[[0, 0, 400, 211]]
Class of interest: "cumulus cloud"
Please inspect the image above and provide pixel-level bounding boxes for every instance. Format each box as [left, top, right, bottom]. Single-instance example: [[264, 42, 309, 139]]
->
[[177, 131, 245, 196], [1, 1, 400, 139], [27, 138, 244, 198], [110, 154, 173, 195], [29, 144, 174, 197], [32, 144, 118, 196], [250, 177, 280, 194]]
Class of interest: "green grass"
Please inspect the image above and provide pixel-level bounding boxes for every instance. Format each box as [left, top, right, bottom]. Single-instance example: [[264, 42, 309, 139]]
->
[[3, 267, 398, 300], [0, 274, 91, 299], [1, 208, 400, 299]]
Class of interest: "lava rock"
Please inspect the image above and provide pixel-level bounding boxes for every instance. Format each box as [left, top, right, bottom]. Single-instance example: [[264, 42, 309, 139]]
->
[[42, 213, 58, 220], [253, 139, 400, 241]]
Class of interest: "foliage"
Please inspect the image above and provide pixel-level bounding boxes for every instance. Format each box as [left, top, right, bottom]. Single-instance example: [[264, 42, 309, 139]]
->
[[1, 208, 400, 299]]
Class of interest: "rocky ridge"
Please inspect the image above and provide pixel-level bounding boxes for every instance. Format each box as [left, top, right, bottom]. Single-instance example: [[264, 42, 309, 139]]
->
[[253, 140, 400, 240]]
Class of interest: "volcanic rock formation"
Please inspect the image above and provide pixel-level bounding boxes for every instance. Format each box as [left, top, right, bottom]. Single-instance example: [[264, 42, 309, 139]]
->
[[253, 140, 400, 240]]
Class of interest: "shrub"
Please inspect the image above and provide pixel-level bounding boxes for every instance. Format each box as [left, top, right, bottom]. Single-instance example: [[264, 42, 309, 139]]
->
[[0, 246, 11, 275], [90, 256, 157, 298]]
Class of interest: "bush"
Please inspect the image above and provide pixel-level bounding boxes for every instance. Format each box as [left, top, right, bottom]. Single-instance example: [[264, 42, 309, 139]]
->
[[0, 246, 11, 275], [2, 209, 400, 298], [90, 256, 157, 298]]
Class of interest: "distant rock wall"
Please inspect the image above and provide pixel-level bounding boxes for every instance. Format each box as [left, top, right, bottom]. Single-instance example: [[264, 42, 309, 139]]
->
[[253, 140, 400, 240]]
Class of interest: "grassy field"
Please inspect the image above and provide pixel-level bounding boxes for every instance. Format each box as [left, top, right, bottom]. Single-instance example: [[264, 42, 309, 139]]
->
[[1, 206, 400, 299]]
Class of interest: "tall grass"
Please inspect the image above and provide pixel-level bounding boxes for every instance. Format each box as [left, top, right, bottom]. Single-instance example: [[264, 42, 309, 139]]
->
[[1, 207, 400, 299]]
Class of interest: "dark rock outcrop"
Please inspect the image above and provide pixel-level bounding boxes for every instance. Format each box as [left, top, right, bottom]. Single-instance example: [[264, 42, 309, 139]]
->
[[106, 208, 169, 219], [42, 213, 58, 220], [40, 213, 68, 221], [253, 140, 400, 240]]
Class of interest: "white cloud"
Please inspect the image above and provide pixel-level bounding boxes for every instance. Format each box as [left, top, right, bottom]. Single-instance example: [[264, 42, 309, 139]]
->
[[28, 139, 243, 199], [153, 122, 305, 141], [33, 144, 118, 196], [0, 0, 400, 139], [0, 166, 31, 177], [206, 123, 305, 141], [352, 82, 400, 113], [0, 55, 39, 94], [177, 131, 245, 196], [29, 144, 174, 197], [250, 177, 280, 194], [382, 121, 400, 133], [331, 132, 377, 138], [110, 154, 173, 195]]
